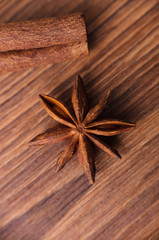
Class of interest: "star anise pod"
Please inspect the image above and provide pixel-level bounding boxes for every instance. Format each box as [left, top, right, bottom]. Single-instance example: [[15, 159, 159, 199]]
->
[[31, 75, 135, 184]]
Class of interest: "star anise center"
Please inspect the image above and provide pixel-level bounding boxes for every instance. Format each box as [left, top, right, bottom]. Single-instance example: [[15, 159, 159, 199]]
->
[[76, 124, 85, 133]]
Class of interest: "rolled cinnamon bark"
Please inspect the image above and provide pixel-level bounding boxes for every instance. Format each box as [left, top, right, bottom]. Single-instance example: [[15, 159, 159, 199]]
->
[[0, 13, 87, 52], [0, 12, 88, 72], [0, 42, 88, 72]]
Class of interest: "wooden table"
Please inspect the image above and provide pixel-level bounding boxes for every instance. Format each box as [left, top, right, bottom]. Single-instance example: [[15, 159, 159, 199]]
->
[[0, 0, 158, 239]]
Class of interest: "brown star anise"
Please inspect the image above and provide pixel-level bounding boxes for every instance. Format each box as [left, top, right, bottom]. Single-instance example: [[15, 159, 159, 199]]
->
[[31, 75, 135, 184]]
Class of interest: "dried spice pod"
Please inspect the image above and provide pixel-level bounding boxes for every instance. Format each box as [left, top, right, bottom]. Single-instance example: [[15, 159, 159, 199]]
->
[[31, 75, 135, 184], [30, 126, 75, 145]]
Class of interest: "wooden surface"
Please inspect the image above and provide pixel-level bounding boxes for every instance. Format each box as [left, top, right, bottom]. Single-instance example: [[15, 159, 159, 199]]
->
[[0, 0, 159, 239]]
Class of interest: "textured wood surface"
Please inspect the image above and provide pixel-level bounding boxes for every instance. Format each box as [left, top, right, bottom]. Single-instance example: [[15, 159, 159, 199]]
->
[[0, 0, 159, 240]]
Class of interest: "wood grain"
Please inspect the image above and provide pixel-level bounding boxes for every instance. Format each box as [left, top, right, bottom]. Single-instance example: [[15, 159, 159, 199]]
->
[[0, 0, 159, 240]]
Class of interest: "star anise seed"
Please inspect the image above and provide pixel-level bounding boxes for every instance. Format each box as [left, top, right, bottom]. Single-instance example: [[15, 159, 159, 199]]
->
[[30, 75, 135, 184]]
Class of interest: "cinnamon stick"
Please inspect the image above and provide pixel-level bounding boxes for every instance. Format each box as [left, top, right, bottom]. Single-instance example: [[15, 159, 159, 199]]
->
[[0, 42, 88, 73], [0, 13, 87, 52], [0, 12, 88, 72]]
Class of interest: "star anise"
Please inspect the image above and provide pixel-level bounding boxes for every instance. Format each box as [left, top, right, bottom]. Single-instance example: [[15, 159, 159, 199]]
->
[[31, 75, 135, 184]]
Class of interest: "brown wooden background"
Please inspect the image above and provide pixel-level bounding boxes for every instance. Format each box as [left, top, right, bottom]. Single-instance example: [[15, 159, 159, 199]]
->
[[0, 0, 159, 239]]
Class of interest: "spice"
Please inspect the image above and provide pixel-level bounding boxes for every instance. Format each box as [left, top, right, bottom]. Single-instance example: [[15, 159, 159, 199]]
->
[[30, 76, 135, 184], [0, 13, 87, 52], [0, 42, 88, 73], [0, 13, 88, 72]]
